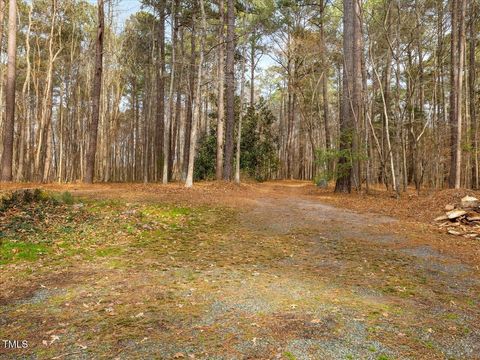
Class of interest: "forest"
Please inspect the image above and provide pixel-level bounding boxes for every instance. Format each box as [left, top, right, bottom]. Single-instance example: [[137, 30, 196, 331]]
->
[[0, 0, 476, 193], [1, 1, 480, 359]]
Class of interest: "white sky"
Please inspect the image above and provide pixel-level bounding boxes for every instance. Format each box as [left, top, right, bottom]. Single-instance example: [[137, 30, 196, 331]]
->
[[114, 0, 142, 23]]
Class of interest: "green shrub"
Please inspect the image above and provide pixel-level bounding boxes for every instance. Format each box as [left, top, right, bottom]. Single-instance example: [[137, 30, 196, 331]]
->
[[60, 191, 75, 205], [194, 98, 278, 182]]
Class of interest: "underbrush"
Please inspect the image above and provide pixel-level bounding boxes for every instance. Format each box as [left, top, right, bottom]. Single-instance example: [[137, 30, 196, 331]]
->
[[0, 189, 90, 264], [0, 189, 218, 266]]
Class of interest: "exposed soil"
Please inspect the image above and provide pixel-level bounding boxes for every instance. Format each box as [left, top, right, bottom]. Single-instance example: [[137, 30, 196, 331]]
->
[[0, 181, 479, 359]]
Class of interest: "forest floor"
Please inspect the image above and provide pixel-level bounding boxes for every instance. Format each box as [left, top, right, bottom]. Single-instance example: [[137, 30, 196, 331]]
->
[[0, 181, 479, 359]]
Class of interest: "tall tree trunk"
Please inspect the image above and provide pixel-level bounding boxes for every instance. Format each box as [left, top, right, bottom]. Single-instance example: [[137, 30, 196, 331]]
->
[[35, 0, 60, 182], [185, 0, 206, 188], [320, 1, 330, 171], [223, 0, 235, 180], [235, 38, 247, 184], [0, 0, 5, 129], [336, 0, 361, 193], [183, 21, 196, 179], [250, 34, 256, 107], [155, 1, 166, 181], [18, 4, 33, 181], [169, 2, 181, 180], [449, 0, 459, 188], [469, 1, 477, 188], [173, 27, 185, 180], [351, 0, 363, 191], [1, 0, 17, 181], [216, 0, 225, 180], [449, 0, 466, 189], [370, 45, 397, 196], [84, 0, 104, 183], [0, 0, 5, 58], [163, 0, 177, 184]]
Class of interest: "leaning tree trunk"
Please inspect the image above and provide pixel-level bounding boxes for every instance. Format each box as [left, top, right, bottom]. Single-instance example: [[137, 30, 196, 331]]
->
[[84, 0, 104, 183], [1, 0, 17, 182]]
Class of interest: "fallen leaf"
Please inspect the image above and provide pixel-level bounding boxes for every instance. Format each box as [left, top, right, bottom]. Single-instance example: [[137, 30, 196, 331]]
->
[[50, 335, 60, 345]]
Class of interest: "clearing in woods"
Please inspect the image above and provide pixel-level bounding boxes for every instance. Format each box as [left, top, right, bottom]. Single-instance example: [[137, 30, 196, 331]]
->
[[0, 181, 479, 359]]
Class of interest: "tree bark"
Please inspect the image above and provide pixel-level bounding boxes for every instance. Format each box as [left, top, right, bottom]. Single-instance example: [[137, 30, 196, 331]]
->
[[185, 0, 206, 188], [169, 2, 181, 180], [449, 0, 466, 189], [216, 0, 225, 180], [183, 20, 196, 179], [223, 0, 235, 180], [250, 34, 256, 107], [351, 0, 362, 191], [0, 0, 5, 57], [336, 0, 361, 193], [84, 0, 104, 183], [155, 0, 166, 181], [469, 1, 477, 188], [163, 0, 177, 184], [235, 39, 247, 184], [1, 0, 17, 181], [320, 1, 330, 171]]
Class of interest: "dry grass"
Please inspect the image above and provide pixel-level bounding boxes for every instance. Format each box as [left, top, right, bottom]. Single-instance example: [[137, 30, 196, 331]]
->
[[308, 184, 480, 224]]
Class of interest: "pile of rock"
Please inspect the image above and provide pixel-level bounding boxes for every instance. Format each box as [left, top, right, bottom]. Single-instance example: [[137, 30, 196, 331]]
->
[[435, 196, 480, 238]]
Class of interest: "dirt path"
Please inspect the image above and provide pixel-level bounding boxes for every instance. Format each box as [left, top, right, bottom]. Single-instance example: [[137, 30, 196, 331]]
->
[[1, 182, 479, 359], [241, 193, 480, 359]]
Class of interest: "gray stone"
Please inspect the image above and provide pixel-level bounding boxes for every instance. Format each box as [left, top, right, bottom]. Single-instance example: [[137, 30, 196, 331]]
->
[[461, 196, 479, 209], [446, 209, 467, 219]]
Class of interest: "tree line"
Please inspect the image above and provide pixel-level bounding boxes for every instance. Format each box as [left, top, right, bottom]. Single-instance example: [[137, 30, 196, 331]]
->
[[0, 0, 478, 194]]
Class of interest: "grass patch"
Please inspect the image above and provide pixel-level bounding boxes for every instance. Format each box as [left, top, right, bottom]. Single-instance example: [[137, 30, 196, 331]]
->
[[0, 191, 224, 268], [444, 313, 459, 321], [0, 241, 49, 264], [283, 351, 297, 360], [377, 355, 391, 360], [96, 246, 123, 257]]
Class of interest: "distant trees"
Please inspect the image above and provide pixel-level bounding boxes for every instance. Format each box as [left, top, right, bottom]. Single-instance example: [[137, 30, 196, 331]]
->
[[0, 0, 479, 193], [193, 100, 278, 182]]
